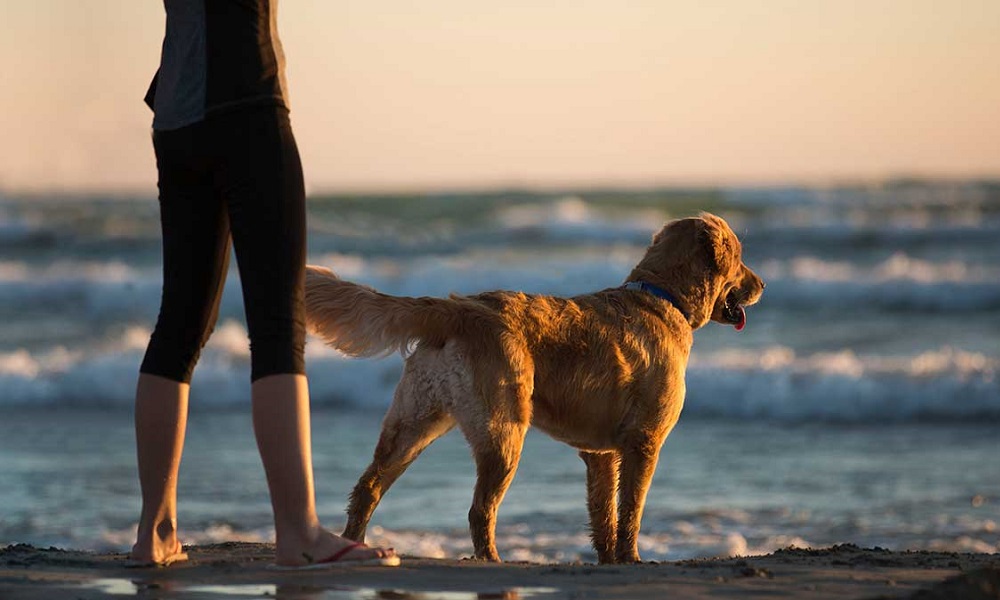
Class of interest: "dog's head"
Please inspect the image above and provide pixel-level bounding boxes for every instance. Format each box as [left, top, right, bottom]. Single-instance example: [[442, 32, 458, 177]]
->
[[627, 213, 764, 330]]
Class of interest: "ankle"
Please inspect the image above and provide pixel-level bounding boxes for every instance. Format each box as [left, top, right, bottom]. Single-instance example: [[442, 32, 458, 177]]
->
[[274, 520, 320, 555], [155, 517, 178, 540], [134, 516, 180, 548]]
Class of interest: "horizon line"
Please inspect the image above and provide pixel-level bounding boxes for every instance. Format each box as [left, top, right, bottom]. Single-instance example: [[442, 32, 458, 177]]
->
[[3, 173, 999, 199]]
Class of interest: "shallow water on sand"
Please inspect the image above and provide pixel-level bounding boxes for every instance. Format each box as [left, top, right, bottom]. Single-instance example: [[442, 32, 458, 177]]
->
[[82, 578, 558, 599], [1, 407, 996, 562]]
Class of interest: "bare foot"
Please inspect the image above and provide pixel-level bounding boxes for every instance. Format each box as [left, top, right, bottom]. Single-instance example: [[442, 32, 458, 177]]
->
[[128, 520, 188, 566], [275, 527, 397, 567]]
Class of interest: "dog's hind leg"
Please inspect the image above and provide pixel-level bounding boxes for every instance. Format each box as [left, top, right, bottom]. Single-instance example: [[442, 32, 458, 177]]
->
[[461, 417, 528, 562], [579, 450, 620, 564], [343, 383, 455, 543]]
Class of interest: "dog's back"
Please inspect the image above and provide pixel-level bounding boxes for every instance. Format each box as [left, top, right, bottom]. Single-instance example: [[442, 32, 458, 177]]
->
[[306, 266, 686, 396]]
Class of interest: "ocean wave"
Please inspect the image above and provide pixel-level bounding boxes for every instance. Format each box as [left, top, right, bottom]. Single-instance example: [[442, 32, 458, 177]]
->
[[0, 259, 139, 282], [742, 221, 1000, 253], [494, 196, 667, 243], [0, 247, 1000, 321], [1, 326, 996, 423], [307, 215, 1000, 259], [760, 254, 1000, 284], [1, 251, 996, 341], [758, 279, 1000, 313], [0, 520, 815, 561], [686, 346, 999, 422], [15, 508, 997, 561], [0, 263, 241, 328], [0, 219, 57, 250], [725, 182, 1000, 210], [12, 189, 1000, 260]]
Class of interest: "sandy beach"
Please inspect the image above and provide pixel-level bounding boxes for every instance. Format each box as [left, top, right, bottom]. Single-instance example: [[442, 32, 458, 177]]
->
[[1, 543, 997, 600]]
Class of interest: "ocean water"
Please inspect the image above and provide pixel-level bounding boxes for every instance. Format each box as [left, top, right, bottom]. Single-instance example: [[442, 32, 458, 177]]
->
[[0, 182, 998, 561]]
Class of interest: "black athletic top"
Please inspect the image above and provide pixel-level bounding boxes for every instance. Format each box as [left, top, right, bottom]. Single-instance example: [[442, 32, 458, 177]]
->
[[145, 0, 289, 131]]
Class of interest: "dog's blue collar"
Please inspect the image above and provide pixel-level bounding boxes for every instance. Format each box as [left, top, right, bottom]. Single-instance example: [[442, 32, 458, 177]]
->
[[623, 280, 689, 321]]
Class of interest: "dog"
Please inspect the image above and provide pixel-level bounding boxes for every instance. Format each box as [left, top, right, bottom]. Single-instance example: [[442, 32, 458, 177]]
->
[[304, 212, 764, 564]]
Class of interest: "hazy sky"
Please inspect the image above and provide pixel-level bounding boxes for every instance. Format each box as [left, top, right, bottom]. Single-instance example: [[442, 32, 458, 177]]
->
[[2, 1, 999, 193]]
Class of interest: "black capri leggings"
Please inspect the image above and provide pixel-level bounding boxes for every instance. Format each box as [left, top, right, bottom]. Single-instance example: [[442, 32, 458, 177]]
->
[[140, 106, 306, 383]]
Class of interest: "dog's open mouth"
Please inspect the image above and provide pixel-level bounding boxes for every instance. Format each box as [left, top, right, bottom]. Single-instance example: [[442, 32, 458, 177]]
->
[[723, 291, 747, 331]]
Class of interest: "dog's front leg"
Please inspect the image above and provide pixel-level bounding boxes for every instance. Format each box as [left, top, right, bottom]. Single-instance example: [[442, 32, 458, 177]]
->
[[614, 439, 661, 563], [579, 451, 620, 564]]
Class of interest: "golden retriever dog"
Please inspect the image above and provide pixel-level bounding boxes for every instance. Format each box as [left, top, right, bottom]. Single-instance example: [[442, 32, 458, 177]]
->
[[304, 212, 764, 564]]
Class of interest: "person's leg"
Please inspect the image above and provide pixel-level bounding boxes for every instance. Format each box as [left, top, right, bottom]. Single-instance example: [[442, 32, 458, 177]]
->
[[217, 107, 395, 565], [130, 374, 190, 564], [131, 124, 231, 564], [251, 373, 396, 565]]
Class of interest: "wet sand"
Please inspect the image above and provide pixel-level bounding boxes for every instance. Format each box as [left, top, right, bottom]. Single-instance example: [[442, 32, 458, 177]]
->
[[1, 542, 998, 599]]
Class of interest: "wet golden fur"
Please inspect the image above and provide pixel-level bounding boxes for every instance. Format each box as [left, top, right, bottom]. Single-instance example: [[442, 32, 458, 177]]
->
[[305, 213, 764, 563]]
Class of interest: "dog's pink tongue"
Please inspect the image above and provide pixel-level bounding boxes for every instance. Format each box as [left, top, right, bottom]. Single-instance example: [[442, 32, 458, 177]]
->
[[734, 306, 747, 331]]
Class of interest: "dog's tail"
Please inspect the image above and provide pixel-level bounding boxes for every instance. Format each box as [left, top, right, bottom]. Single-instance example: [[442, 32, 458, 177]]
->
[[304, 265, 491, 357]]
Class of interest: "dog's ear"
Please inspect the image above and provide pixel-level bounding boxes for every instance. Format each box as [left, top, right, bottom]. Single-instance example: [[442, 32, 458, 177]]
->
[[650, 217, 696, 246], [697, 213, 738, 273], [651, 226, 669, 245], [651, 221, 677, 246]]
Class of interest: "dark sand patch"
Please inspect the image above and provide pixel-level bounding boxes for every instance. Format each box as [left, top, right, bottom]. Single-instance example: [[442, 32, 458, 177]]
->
[[1, 542, 997, 599]]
